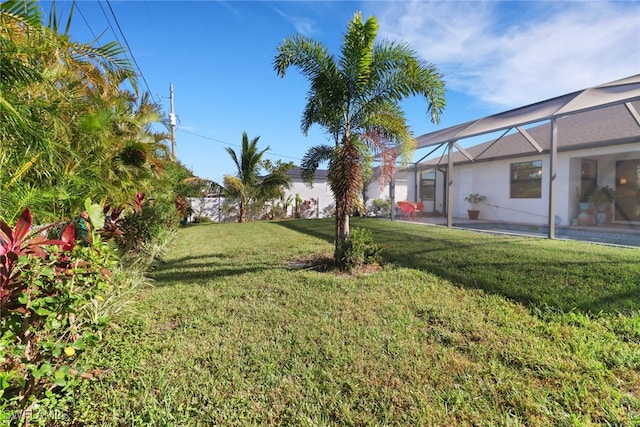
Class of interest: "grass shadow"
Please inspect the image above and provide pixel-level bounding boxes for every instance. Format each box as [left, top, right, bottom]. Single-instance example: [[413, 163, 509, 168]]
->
[[150, 266, 271, 286], [275, 218, 640, 314], [149, 253, 274, 287]]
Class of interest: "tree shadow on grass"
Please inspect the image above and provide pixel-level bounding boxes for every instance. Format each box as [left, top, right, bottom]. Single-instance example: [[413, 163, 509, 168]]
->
[[273, 218, 336, 245], [148, 253, 274, 287], [150, 266, 270, 286], [275, 218, 640, 314]]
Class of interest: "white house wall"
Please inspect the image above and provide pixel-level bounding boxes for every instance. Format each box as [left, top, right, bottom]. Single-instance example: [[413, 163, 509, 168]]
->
[[451, 155, 552, 224], [365, 180, 387, 202], [394, 176, 410, 204], [364, 172, 410, 207], [188, 196, 223, 222], [284, 180, 334, 218], [447, 150, 609, 226], [397, 142, 638, 226]]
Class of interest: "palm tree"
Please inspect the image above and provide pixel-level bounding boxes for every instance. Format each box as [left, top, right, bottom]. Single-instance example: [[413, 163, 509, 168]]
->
[[274, 11, 445, 266], [0, 0, 144, 222], [220, 132, 291, 223], [0, 1, 175, 223]]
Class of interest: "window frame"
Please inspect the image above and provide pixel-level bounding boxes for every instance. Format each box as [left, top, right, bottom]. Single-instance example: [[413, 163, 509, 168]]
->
[[420, 170, 436, 201], [510, 160, 543, 199]]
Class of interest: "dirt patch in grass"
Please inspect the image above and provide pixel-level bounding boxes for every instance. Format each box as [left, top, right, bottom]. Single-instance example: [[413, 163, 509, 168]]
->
[[287, 256, 335, 272], [287, 256, 383, 276]]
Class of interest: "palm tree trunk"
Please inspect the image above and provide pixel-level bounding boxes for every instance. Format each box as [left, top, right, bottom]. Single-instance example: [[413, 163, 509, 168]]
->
[[239, 200, 246, 223], [330, 141, 360, 268], [333, 197, 352, 268]]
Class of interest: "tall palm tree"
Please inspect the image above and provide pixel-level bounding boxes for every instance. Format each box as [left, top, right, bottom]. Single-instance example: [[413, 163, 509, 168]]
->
[[221, 132, 291, 223], [274, 11, 446, 266]]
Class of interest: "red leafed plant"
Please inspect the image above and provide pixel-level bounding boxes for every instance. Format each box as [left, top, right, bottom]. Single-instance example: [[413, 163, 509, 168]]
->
[[131, 191, 146, 213], [101, 203, 125, 240], [1, 207, 117, 420], [0, 208, 74, 308]]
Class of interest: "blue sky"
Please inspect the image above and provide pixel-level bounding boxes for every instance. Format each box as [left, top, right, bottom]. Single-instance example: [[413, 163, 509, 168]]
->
[[41, 1, 640, 183]]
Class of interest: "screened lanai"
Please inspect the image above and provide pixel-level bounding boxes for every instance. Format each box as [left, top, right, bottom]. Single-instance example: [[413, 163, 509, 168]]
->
[[391, 74, 640, 241]]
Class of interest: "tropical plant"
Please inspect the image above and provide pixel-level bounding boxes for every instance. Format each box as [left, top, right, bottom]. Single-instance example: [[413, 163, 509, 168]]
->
[[297, 198, 318, 219], [1, 209, 71, 306], [323, 203, 337, 218], [591, 185, 616, 205], [464, 193, 487, 208], [0, 208, 116, 423], [274, 11, 445, 267], [0, 1, 173, 224], [335, 226, 383, 271], [219, 132, 292, 222], [115, 192, 179, 257], [369, 198, 392, 217], [268, 195, 294, 220], [576, 186, 592, 203]]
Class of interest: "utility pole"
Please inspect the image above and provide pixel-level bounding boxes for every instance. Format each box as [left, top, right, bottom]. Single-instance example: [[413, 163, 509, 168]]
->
[[169, 83, 176, 160]]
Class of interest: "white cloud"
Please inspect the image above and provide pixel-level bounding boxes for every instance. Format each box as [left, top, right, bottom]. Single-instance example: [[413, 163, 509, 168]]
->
[[374, 1, 640, 109], [273, 6, 318, 37]]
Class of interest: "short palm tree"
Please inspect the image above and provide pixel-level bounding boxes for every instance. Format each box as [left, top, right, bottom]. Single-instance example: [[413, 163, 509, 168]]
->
[[274, 11, 445, 266], [221, 132, 291, 223]]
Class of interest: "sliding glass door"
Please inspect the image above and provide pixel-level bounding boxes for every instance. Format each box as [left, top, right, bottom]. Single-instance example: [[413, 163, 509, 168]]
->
[[615, 160, 640, 222]]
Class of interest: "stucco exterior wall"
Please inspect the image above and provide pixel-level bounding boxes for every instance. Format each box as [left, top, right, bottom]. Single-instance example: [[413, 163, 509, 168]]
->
[[452, 154, 551, 223], [392, 142, 638, 226], [188, 196, 223, 222], [284, 180, 334, 218]]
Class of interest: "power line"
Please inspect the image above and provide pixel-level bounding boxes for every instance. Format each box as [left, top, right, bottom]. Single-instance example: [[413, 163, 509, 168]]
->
[[48, 1, 143, 99], [96, 1, 122, 50], [65, 1, 165, 121], [72, 1, 99, 42], [95, 0, 137, 97], [101, 0, 156, 101], [177, 128, 302, 162]]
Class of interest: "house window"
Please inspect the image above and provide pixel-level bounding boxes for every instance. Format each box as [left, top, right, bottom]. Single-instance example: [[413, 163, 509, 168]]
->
[[420, 170, 436, 200], [511, 160, 542, 198]]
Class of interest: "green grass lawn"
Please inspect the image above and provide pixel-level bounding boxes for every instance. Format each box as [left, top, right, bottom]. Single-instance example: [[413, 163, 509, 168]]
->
[[74, 219, 640, 426]]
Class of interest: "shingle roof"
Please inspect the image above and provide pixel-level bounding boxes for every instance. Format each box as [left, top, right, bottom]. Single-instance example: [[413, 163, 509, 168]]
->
[[286, 166, 329, 181], [420, 100, 640, 166], [416, 74, 640, 149]]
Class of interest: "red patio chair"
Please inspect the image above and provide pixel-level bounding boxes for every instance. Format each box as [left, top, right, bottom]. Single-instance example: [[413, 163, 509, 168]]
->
[[398, 201, 415, 219], [415, 202, 424, 217]]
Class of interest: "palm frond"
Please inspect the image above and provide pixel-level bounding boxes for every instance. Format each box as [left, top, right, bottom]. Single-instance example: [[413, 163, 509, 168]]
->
[[339, 12, 378, 94], [222, 175, 245, 197], [1, 0, 43, 29], [274, 34, 336, 81], [256, 172, 291, 201], [371, 42, 445, 124], [301, 145, 334, 186], [3, 154, 40, 191]]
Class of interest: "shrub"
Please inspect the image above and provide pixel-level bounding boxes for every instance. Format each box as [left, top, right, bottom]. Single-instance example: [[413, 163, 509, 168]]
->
[[368, 198, 391, 217], [117, 192, 179, 256], [174, 194, 192, 224], [266, 199, 289, 220], [0, 209, 116, 424], [337, 227, 383, 271], [591, 185, 616, 206], [322, 203, 336, 218], [296, 198, 318, 219], [192, 216, 212, 223]]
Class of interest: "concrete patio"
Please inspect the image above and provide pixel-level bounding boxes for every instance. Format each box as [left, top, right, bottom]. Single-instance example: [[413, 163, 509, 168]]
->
[[393, 214, 640, 248]]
